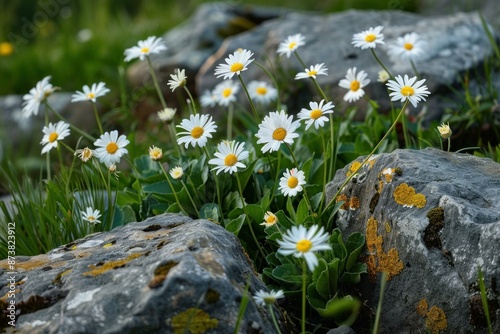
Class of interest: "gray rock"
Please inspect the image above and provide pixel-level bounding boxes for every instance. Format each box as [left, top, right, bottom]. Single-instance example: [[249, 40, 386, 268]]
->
[[325, 148, 500, 333], [0, 213, 287, 333]]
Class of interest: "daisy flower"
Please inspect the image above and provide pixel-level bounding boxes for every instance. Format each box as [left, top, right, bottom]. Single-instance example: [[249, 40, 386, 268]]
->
[[214, 49, 254, 80], [81, 207, 102, 224], [253, 289, 284, 306], [387, 32, 426, 62], [94, 130, 130, 166], [352, 26, 385, 49], [124, 36, 167, 62], [149, 145, 163, 161], [248, 80, 277, 105], [167, 69, 187, 92], [279, 168, 306, 197], [255, 110, 301, 153], [377, 70, 390, 83], [437, 123, 452, 139], [213, 80, 239, 107], [157, 107, 176, 122], [295, 63, 328, 80], [277, 33, 305, 58], [386, 74, 430, 108], [277, 225, 331, 271], [297, 99, 335, 130], [22, 76, 57, 118], [71, 82, 110, 103], [208, 141, 249, 175], [176, 114, 217, 149], [108, 163, 121, 179], [338, 67, 370, 103], [200, 89, 218, 108], [74, 147, 94, 162], [169, 166, 184, 180], [261, 211, 278, 228], [40, 121, 70, 154]]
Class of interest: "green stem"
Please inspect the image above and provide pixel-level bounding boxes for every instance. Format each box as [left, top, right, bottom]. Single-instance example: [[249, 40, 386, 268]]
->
[[91, 101, 104, 135], [146, 56, 168, 109], [370, 49, 393, 79], [401, 109, 411, 148], [447, 137, 451, 152], [159, 162, 189, 216], [203, 147, 223, 220], [45, 102, 95, 141], [284, 143, 314, 216], [372, 272, 388, 334], [268, 305, 282, 334], [238, 75, 260, 123], [180, 179, 199, 217], [410, 59, 420, 80], [183, 86, 198, 115], [269, 149, 281, 205], [169, 120, 182, 158], [227, 103, 234, 140], [45, 152, 51, 181], [301, 259, 307, 334], [293, 51, 307, 69], [311, 78, 329, 102]]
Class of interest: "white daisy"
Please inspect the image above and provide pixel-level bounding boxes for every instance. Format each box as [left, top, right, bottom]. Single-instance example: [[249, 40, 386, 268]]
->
[[169, 166, 184, 180], [253, 289, 284, 307], [108, 163, 121, 179], [208, 141, 249, 175], [386, 74, 430, 108], [167, 69, 187, 92], [213, 80, 239, 107], [214, 49, 254, 80], [22, 76, 57, 118], [338, 67, 370, 103], [255, 110, 301, 153], [295, 63, 328, 80], [176, 114, 217, 149], [71, 82, 110, 103], [200, 89, 218, 108], [277, 33, 305, 58], [81, 207, 102, 224], [297, 99, 335, 130], [261, 211, 278, 227], [149, 145, 163, 161], [248, 80, 278, 105], [157, 107, 176, 122], [40, 121, 70, 154], [94, 130, 130, 166], [124, 36, 167, 62], [277, 225, 331, 271], [437, 123, 452, 139], [377, 70, 390, 83], [278, 168, 306, 197], [352, 26, 385, 49], [74, 147, 94, 162], [387, 32, 426, 62]]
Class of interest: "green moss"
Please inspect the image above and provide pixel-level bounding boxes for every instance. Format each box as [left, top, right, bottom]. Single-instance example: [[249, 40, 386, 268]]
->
[[171, 308, 218, 334]]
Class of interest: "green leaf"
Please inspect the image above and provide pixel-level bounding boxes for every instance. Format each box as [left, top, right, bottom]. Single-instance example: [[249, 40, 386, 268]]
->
[[199, 203, 220, 223], [316, 296, 361, 326], [345, 232, 365, 272], [310, 192, 323, 212], [341, 263, 367, 285], [307, 282, 327, 310], [314, 259, 331, 300], [143, 181, 173, 195], [286, 197, 296, 222], [296, 198, 310, 225], [237, 160, 258, 190], [327, 258, 340, 294], [272, 264, 302, 284], [330, 228, 347, 263], [244, 204, 264, 224], [225, 214, 245, 236]]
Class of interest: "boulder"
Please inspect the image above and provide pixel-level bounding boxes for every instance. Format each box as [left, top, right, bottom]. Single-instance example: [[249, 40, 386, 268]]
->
[[325, 148, 500, 333], [0, 214, 287, 333]]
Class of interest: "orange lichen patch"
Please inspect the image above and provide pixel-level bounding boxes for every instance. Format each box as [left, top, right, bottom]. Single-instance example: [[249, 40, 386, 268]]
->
[[2, 256, 48, 271], [378, 180, 385, 194], [83, 253, 143, 277], [148, 261, 178, 289], [349, 197, 360, 210], [417, 300, 447, 334], [382, 168, 395, 182], [365, 217, 404, 281], [384, 222, 392, 233], [393, 183, 426, 208], [336, 194, 348, 210], [336, 194, 360, 210], [416, 298, 429, 317], [367, 158, 376, 169], [346, 161, 362, 177]]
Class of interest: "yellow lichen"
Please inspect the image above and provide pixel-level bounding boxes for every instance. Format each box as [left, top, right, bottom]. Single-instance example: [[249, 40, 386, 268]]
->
[[171, 308, 218, 334], [367, 158, 376, 169], [83, 253, 143, 277], [416, 299, 429, 317], [365, 217, 403, 281], [102, 243, 114, 248], [384, 222, 392, 233], [349, 197, 360, 210], [393, 183, 426, 208], [347, 161, 362, 177], [417, 299, 447, 333], [336, 194, 348, 210]]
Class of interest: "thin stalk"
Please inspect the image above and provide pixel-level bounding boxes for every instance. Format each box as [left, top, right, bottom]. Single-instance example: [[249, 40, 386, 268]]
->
[[370, 49, 393, 79], [238, 75, 260, 123], [293, 51, 307, 69], [180, 179, 199, 216], [268, 305, 283, 334], [301, 259, 307, 334], [45, 102, 95, 141], [410, 59, 420, 79], [146, 56, 168, 109], [183, 86, 198, 115], [284, 143, 314, 216], [254, 61, 282, 111], [45, 153, 51, 181], [328, 113, 336, 182], [158, 162, 189, 216], [269, 149, 282, 205], [203, 147, 223, 219], [236, 173, 267, 261], [227, 103, 234, 140], [91, 101, 104, 134], [401, 108, 411, 148], [372, 272, 388, 334], [447, 137, 451, 153], [233, 278, 251, 334], [311, 78, 329, 102], [169, 120, 182, 158]]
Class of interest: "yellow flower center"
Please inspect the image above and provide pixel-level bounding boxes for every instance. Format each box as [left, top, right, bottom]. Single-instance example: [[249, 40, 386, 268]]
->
[[224, 153, 238, 166], [266, 215, 277, 224], [310, 109, 322, 120], [141, 47, 149, 53], [88, 216, 95, 222], [256, 87, 267, 95], [106, 142, 118, 154], [230, 62, 244, 73], [48, 132, 58, 143], [365, 34, 376, 42], [272, 127, 287, 141], [287, 176, 299, 189], [87, 92, 95, 99], [288, 41, 297, 49], [350, 80, 360, 92], [222, 88, 232, 98], [404, 43, 413, 50], [191, 126, 204, 139], [296, 239, 312, 252], [400, 86, 415, 96], [307, 70, 317, 76], [0, 42, 14, 56]]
